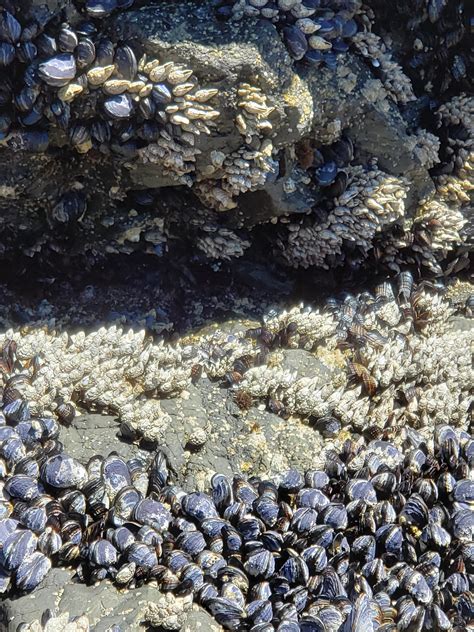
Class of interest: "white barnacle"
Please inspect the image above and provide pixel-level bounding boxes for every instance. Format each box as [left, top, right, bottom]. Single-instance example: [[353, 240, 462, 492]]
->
[[191, 88, 219, 103], [103, 79, 132, 95], [57, 82, 84, 102], [86, 64, 115, 86], [167, 67, 194, 85], [148, 62, 174, 82], [185, 107, 220, 121], [308, 35, 332, 50], [172, 82, 196, 97], [295, 18, 321, 34]]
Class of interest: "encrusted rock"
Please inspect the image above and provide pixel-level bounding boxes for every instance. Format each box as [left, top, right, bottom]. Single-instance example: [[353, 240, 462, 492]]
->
[[142, 592, 193, 630], [0, 0, 461, 277]]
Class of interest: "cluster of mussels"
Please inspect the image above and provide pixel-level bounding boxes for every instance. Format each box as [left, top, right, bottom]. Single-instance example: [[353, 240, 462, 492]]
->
[[0, 4, 220, 181], [296, 134, 354, 197], [216, 0, 359, 69], [367, 0, 472, 95], [1, 377, 473, 631]]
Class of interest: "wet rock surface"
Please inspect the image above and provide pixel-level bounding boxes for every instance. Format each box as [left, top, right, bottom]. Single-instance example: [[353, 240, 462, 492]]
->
[[1, 567, 196, 631], [52, 349, 337, 488], [0, 1, 472, 631]]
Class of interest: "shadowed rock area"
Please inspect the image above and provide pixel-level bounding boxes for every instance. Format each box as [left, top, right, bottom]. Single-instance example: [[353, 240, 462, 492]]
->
[[0, 0, 458, 275]]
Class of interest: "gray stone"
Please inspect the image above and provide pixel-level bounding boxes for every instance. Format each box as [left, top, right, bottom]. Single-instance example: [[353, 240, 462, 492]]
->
[[0, 569, 73, 632], [303, 56, 436, 208], [181, 605, 223, 632], [60, 413, 141, 464], [0, 567, 196, 631], [45, 343, 338, 497], [448, 315, 474, 333], [148, 347, 337, 487], [236, 165, 318, 227], [280, 348, 338, 379]]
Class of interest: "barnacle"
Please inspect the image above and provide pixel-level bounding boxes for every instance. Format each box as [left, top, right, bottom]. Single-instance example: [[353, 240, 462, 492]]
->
[[2, 275, 469, 449], [194, 82, 278, 211], [364, 0, 472, 95], [352, 31, 416, 104], [235, 83, 274, 142], [409, 128, 441, 170], [196, 227, 251, 260], [374, 93, 472, 275], [279, 161, 409, 269], [411, 199, 467, 274], [195, 141, 278, 211]]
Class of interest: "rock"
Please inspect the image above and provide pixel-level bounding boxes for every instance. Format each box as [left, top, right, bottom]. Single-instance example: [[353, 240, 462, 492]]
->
[[304, 56, 436, 207], [113, 2, 308, 144], [448, 315, 474, 333], [280, 348, 340, 378], [129, 367, 336, 489], [0, 567, 196, 631], [236, 164, 318, 226], [0, 569, 73, 631], [181, 605, 223, 632], [114, 0, 435, 208], [59, 413, 142, 463], [0, 2, 471, 629], [0, 0, 456, 276], [1, 1, 311, 259]]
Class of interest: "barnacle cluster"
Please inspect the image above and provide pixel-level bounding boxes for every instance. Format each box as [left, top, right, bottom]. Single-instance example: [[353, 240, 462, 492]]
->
[[195, 141, 277, 212], [352, 31, 415, 105], [374, 94, 472, 275], [410, 199, 467, 274], [0, 273, 470, 454], [240, 273, 472, 432], [196, 226, 251, 260], [235, 84, 275, 143], [408, 128, 440, 170], [0, 326, 191, 443], [194, 83, 278, 211], [278, 161, 408, 269], [275, 86, 471, 274], [435, 93, 474, 190]]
